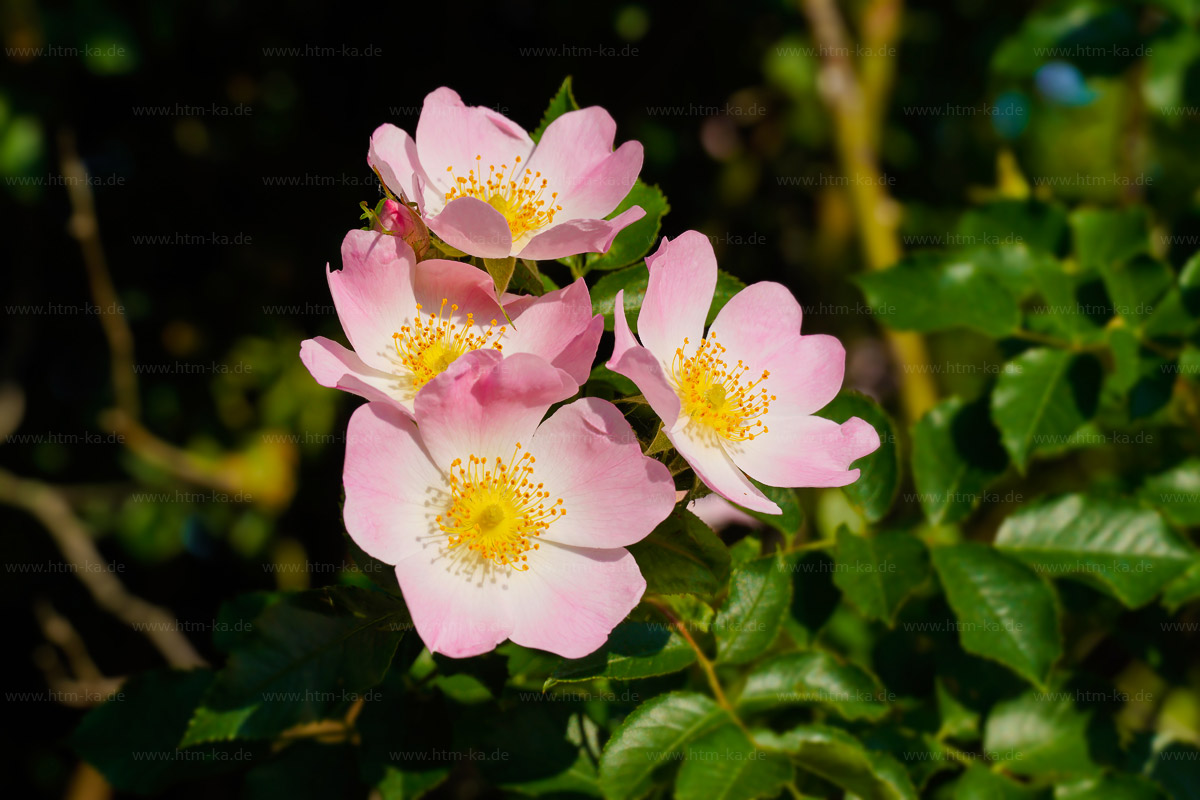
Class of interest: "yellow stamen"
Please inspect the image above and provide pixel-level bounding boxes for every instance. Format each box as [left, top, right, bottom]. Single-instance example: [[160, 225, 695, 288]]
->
[[391, 299, 504, 389], [444, 153, 563, 240], [435, 443, 565, 571], [671, 332, 774, 441]]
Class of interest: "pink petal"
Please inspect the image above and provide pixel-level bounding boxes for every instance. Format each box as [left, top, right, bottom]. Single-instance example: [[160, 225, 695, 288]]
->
[[342, 402, 444, 565], [708, 282, 804, 363], [637, 231, 718, 362], [393, 550, 515, 658], [707, 283, 844, 416], [726, 415, 880, 488], [762, 334, 846, 417], [607, 289, 682, 427], [415, 87, 534, 201], [507, 543, 646, 659], [524, 107, 644, 220], [299, 336, 411, 411], [502, 279, 603, 384], [688, 493, 764, 531], [427, 197, 514, 259], [668, 425, 780, 514], [413, 349, 576, 468], [526, 398, 676, 548], [327, 230, 418, 373], [412, 258, 505, 323], [517, 206, 646, 261], [368, 123, 428, 211]]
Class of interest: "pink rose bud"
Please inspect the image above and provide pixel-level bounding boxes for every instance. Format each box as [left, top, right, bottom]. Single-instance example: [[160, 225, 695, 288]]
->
[[373, 198, 430, 259]]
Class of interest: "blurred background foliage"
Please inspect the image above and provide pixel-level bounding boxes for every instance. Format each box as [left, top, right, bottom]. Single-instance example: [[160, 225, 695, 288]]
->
[[6, 0, 1200, 797]]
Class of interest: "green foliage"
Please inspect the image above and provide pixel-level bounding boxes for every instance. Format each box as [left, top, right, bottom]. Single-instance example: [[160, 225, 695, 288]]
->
[[931, 543, 1062, 686], [628, 510, 731, 596], [714, 554, 792, 665], [181, 586, 409, 746]]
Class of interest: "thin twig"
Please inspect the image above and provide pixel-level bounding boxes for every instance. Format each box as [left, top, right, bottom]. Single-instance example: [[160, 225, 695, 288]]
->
[[0, 468, 206, 668], [801, 0, 938, 424], [59, 131, 139, 420]]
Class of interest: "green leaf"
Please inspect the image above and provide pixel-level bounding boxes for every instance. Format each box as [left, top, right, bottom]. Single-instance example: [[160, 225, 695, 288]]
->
[[181, 586, 409, 746], [483, 256, 517, 297], [990, 348, 1102, 471], [598, 691, 729, 800], [71, 669, 256, 794], [1098, 254, 1174, 326], [1139, 458, 1200, 526], [995, 494, 1197, 607], [675, 724, 793, 800], [1055, 775, 1168, 800], [737, 650, 890, 721], [966, 244, 1061, 298], [1145, 251, 1200, 337], [510, 258, 547, 296], [1029, 257, 1107, 344], [588, 363, 640, 396], [374, 766, 450, 800], [755, 724, 918, 800], [1162, 561, 1200, 610], [856, 253, 1022, 337], [930, 543, 1061, 686], [531, 76, 579, 143], [982, 691, 1099, 780], [736, 484, 804, 541], [592, 263, 648, 332], [1070, 207, 1151, 273], [935, 678, 981, 742], [213, 591, 283, 653], [832, 527, 929, 627], [911, 395, 1009, 524], [956, 199, 1068, 256], [818, 391, 900, 522], [502, 749, 603, 798], [548, 619, 697, 685], [584, 180, 669, 272], [629, 510, 732, 596], [714, 554, 792, 665], [952, 764, 1043, 799]]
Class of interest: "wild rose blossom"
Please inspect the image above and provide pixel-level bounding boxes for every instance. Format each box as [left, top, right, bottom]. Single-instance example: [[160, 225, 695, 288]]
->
[[369, 87, 645, 260], [300, 229, 602, 415], [342, 350, 676, 658], [608, 231, 880, 514]]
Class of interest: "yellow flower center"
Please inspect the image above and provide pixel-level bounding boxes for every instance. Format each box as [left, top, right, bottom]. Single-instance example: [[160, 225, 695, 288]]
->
[[444, 154, 563, 241], [436, 444, 565, 571], [671, 332, 774, 442], [392, 299, 504, 390]]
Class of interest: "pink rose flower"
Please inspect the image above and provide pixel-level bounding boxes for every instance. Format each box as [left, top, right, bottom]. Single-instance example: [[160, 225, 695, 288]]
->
[[300, 229, 602, 415], [368, 87, 645, 260], [343, 350, 676, 658], [607, 231, 880, 514]]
